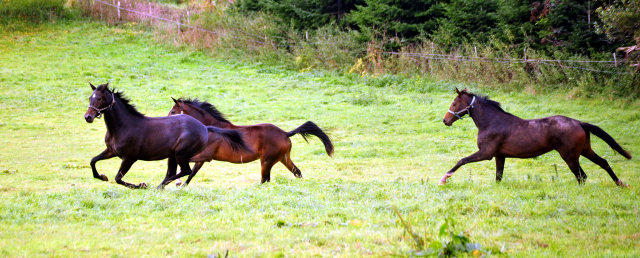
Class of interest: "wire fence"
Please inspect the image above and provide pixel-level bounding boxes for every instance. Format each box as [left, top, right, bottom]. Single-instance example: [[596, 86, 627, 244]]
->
[[89, 0, 637, 75]]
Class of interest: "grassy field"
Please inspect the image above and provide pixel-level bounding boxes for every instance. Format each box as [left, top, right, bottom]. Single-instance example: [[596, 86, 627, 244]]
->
[[1, 20, 640, 257]]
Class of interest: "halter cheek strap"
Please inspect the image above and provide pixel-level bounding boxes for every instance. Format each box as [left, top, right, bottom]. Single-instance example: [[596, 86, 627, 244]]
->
[[88, 92, 116, 119], [447, 96, 476, 120]]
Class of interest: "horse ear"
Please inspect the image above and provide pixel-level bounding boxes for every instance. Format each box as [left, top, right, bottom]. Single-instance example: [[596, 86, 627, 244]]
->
[[462, 87, 468, 93], [90, 83, 96, 90], [171, 97, 178, 104], [103, 82, 110, 91], [455, 87, 460, 95]]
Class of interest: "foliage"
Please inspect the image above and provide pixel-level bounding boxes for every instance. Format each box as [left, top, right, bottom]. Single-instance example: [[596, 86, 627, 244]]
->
[[431, 0, 499, 47], [0, 0, 70, 23], [347, 0, 446, 44], [235, 0, 364, 30], [233, 0, 635, 56], [596, 0, 640, 66], [596, 0, 640, 42]]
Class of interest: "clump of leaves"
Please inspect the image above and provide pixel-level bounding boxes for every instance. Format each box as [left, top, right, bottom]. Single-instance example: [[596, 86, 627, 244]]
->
[[394, 207, 485, 257]]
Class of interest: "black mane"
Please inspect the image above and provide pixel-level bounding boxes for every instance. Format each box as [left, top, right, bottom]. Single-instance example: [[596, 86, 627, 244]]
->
[[464, 91, 511, 115], [98, 84, 145, 117], [178, 97, 231, 124]]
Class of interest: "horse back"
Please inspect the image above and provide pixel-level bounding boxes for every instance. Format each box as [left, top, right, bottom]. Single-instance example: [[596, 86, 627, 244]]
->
[[492, 115, 585, 158], [234, 123, 291, 155]]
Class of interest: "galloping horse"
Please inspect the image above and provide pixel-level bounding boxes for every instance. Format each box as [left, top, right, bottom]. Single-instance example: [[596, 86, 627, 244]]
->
[[84, 83, 249, 189], [439, 88, 631, 186], [168, 97, 334, 184]]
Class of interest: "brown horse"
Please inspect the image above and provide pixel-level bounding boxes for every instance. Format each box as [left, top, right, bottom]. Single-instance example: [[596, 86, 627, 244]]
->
[[168, 97, 334, 184], [439, 88, 631, 186]]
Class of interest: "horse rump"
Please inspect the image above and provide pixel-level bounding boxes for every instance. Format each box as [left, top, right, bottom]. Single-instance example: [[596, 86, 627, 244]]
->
[[206, 126, 252, 153]]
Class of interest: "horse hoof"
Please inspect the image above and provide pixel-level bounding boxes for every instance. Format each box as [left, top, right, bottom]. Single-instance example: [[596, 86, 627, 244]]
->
[[139, 182, 148, 189], [100, 174, 109, 181], [616, 180, 629, 188], [176, 180, 182, 187]]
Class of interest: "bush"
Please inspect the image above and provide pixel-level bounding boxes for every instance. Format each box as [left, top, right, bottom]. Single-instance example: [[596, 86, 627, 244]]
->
[[1, 0, 69, 23]]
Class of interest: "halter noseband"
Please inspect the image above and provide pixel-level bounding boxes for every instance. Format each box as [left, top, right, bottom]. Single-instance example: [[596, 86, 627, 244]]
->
[[448, 96, 476, 120], [88, 91, 116, 119]]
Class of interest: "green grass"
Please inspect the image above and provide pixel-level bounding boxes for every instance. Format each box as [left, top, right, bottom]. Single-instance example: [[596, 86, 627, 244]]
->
[[1, 19, 640, 257]]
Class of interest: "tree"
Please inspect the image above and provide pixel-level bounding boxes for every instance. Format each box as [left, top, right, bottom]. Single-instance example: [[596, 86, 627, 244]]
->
[[348, 0, 446, 42], [236, 0, 364, 30]]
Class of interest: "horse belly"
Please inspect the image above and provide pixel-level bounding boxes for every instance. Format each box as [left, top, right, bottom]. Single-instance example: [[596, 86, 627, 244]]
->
[[191, 138, 259, 164], [498, 137, 553, 158]]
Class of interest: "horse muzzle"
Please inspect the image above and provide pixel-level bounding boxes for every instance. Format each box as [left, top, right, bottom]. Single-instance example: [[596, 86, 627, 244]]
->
[[85, 113, 95, 123]]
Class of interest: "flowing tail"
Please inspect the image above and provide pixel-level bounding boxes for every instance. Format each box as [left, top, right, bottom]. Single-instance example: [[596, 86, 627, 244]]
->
[[286, 121, 334, 157], [580, 122, 632, 159], [206, 126, 252, 153]]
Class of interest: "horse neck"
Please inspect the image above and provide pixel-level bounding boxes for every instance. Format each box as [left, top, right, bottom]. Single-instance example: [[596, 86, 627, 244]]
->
[[186, 107, 235, 129], [203, 115, 235, 129], [469, 100, 513, 131], [103, 97, 143, 133]]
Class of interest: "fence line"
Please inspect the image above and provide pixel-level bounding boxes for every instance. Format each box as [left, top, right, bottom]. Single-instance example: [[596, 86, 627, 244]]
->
[[92, 0, 636, 75], [383, 52, 635, 74]]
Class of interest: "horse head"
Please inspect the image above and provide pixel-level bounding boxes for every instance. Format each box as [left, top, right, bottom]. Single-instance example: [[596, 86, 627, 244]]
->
[[85, 82, 114, 123], [443, 88, 476, 126]]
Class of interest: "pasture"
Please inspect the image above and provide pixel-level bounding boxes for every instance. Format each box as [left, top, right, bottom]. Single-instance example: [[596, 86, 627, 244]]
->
[[1, 20, 640, 257]]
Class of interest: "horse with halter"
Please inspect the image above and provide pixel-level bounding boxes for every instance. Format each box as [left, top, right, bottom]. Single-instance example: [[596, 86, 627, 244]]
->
[[84, 83, 250, 189], [168, 97, 334, 184], [440, 88, 631, 186]]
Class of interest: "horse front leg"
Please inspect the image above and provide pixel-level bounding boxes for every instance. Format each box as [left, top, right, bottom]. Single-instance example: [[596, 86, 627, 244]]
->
[[90, 148, 116, 181], [439, 151, 495, 185], [183, 161, 206, 186], [115, 158, 146, 189]]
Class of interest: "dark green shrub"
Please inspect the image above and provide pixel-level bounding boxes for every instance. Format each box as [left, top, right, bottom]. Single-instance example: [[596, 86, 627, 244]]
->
[[1, 0, 68, 23]]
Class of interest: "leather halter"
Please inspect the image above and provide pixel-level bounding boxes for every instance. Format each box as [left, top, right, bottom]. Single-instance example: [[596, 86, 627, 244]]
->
[[88, 91, 115, 119], [448, 96, 476, 120]]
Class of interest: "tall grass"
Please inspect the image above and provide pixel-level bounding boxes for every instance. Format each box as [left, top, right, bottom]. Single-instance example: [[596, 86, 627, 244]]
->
[[76, 0, 639, 99], [1, 0, 70, 23]]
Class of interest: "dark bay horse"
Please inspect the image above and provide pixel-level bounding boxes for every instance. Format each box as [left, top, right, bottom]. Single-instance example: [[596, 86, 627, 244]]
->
[[84, 83, 249, 189], [168, 97, 334, 184], [439, 88, 632, 186]]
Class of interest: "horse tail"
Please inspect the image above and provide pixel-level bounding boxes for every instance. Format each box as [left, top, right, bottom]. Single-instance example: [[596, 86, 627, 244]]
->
[[206, 126, 252, 153], [580, 122, 632, 159], [286, 121, 334, 157]]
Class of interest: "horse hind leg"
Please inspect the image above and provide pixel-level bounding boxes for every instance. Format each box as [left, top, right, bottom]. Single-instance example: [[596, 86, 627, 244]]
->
[[158, 157, 193, 189], [560, 155, 586, 184], [281, 153, 302, 178], [495, 156, 505, 182], [260, 156, 279, 184], [582, 148, 626, 187]]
